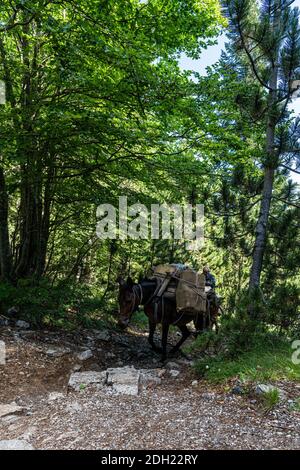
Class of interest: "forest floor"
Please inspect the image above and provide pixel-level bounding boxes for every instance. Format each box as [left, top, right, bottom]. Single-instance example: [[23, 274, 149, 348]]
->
[[0, 323, 300, 450]]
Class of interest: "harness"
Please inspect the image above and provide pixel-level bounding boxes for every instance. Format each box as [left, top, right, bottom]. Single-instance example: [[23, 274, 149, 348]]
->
[[127, 276, 219, 329], [132, 284, 143, 310]]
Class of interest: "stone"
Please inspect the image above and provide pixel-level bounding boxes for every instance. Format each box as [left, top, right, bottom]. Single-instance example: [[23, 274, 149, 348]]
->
[[0, 440, 34, 450], [15, 320, 30, 329], [66, 402, 83, 412], [166, 361, 180, 370], [106, 352, 116, 359], [0, 316, 9, 327], [48, 392, 65, 402], [93, 330, 110, 341], [1, 415, 20, 425], [232, 385, 244, 395], [76, 349, 93, 361], [45, 346, 71, 357], [200, 392, 216, 401], [169, 369, 180, 378], [0, 403, 24, 418], [106, 366, 140, 396], [255, 383, 286, 399], [68, 371, 107, 391], [140, 369, 162, 386], [72, 364, 82, 372], [192, 380, 198, 387]]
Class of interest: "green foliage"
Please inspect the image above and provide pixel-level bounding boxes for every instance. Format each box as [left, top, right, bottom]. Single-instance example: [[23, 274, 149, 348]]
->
[[261, 388, 280, 411], [0, 0, 299, 347], [194, 330, 300, 384], [0, 279, 114, 329]]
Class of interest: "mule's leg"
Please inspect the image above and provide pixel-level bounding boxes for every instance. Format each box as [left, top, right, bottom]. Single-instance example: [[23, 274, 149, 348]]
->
[[148, 319, 162, 353], [161, 322, 169, 361], [169, 324, 191, 355]]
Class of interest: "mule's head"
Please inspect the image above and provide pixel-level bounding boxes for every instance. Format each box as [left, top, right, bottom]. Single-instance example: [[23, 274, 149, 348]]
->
[[117, 276, 136, 329]]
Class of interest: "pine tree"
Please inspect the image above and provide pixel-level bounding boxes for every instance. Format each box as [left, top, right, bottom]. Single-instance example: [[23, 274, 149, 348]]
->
[[223, 0, 300, 309]]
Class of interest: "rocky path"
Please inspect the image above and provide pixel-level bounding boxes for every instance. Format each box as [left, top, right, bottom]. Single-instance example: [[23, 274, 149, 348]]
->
[[0, 325, 300, 450]]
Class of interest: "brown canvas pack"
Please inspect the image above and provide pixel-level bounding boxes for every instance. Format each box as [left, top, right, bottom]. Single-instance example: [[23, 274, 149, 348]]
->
[[176, 269, 206, 314]]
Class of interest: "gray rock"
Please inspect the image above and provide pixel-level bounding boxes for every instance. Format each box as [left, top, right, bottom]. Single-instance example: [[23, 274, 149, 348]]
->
[[0, 440, 34, 450], [72, 364, 82, 372], [166, 361, 180, 370], [107, 366, 140, 396], [76, 349, 93, 361], [140, 369, 162, 386], [93, 330, 111, 342], [1, 415, 20, 425], [0, 316, 9, 327], [255, 383, 285, 398], [48, 392, 65, 402], [45, 346, 71, 357], [106, 352, 116, 359], [68, 371, 107, 391], [191, 380, 198, 387], [169, 369, 180, 378], [232, 385, 244, 395], [200, 392, 216, 401], [15, 320, 30, 329], [0, 403, 24, 418], [66, 401, 83, 412]]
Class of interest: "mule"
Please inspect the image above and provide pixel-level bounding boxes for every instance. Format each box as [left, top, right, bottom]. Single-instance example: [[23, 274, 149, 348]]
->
[[117, 276, 220, 361]]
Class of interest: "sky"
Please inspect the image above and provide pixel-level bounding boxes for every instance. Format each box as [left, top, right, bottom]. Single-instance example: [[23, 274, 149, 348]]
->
[[179, 0, 300, 184]]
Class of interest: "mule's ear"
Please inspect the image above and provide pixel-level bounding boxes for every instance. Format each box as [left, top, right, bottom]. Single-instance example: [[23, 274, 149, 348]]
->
[[126, 276, 134, 287], [117, 276, 125, 286]]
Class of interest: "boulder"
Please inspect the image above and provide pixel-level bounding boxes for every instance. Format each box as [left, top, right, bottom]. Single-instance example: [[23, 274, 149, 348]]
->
[[106, 366, 140, 396], [139, 369, 163, 387], [0, 440, 34, 450], [68, 371, 107, 391]]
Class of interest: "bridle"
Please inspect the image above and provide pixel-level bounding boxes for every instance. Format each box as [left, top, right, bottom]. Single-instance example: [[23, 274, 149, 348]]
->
[[127, 283, 143, 315]]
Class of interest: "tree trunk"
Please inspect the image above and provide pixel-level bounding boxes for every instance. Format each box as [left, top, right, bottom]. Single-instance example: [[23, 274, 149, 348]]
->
[[0, 167, 12, 280], [249, 54, 279, 296], [249, 166, 275, 289]]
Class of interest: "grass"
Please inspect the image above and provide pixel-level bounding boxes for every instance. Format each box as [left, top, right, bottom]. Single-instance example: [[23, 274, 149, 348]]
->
[[262, 388, 281, 410], [131, 309, 148, 329], [194, 335, 300, 384]]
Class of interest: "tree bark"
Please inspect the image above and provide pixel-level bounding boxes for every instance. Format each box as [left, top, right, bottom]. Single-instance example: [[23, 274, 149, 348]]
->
[[0, 167, 12, 280], [249, 166, 275, 289], [248, 12, 279, 297]]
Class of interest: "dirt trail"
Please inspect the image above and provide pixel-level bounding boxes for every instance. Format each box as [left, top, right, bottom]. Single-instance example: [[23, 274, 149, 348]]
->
[[0, 325, 300, 450]]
